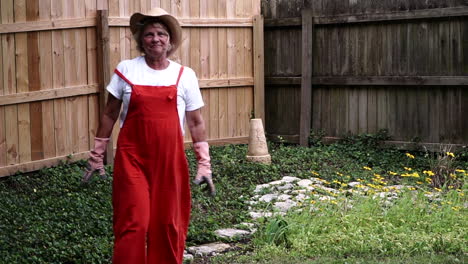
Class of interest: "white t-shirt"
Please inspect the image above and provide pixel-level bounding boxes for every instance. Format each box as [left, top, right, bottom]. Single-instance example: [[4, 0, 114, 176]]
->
[[106, 57, 204, 135]]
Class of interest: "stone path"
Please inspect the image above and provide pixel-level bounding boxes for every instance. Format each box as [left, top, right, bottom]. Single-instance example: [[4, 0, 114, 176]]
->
[[183, 175, 433, 262]]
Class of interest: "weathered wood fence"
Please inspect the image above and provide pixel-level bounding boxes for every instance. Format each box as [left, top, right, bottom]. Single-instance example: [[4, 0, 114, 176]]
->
[[263, 0, 468, 148], [0, 0, 264, 177]]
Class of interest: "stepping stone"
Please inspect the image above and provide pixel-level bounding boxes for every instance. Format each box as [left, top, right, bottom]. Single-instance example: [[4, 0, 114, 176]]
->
[[187, 242, 231, 256], [274, 200, 297, 212], [215, 228, 251, 239], [183, 252, 194, 263], [281, 176, 301, 182], [249, 211, 273, 219], [259, 194, 278, 202], [298, 179, 313, 187], [254, 184, 271, 193], [277, 183, 294, 191]]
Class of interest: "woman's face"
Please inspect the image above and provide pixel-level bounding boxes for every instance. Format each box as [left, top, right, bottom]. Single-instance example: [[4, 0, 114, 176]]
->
[[141, 23, 171, 58]]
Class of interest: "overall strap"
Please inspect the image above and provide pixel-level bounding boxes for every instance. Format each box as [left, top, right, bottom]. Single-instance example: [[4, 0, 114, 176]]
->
[[175, 66, 184, 87], [114, 69, 134, 86]]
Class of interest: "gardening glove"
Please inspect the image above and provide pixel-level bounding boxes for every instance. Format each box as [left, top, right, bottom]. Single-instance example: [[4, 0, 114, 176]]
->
[[193, 141, 216, 196], [82, 137, 110, 183]]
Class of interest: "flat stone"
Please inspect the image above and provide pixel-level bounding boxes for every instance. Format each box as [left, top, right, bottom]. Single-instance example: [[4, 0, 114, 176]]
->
[[294, 193, 307, 202], [249, 211, 273, 219], [259, 194, 278, 203], [274, 201, 297, 212], [183, 253, 194, 263], [310, 177, 326, 185], [269, 180, 285, 185], [277, 183, 294, 191], [281, 176, 301, 182], [291, 189, 306, 194], [278, 194, 292, 201], [297, 179, 313, 187], [187, 242, 231, 256], [254, 184, 271, 193], [215, 228, 251, 239]]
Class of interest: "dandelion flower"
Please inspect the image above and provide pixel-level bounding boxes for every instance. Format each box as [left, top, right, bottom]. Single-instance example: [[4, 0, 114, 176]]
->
[[363, 166, 372, 171], [446, 152, 455, 158], [406, 153, 415, 159], [434, 188, 442, 192], [423, 170, 435, 176], [388, 171, 398, 176], [404, 167, 412, 171], [455, 169, 465, 173]]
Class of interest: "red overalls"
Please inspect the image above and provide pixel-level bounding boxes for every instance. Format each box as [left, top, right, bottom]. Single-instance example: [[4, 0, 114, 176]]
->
[[112, 66, 191, 264]]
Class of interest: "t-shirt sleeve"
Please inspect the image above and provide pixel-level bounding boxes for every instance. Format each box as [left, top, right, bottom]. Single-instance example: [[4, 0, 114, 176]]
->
[[181, 68, 204, 111], [106, 62, 127, 100]]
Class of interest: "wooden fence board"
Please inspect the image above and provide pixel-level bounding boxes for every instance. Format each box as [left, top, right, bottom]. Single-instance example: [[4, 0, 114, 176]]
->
[[39, 31, 55, 159]]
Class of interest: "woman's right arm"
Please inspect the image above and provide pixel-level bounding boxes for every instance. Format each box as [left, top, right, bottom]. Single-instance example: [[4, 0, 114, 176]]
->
[[95, 94, 122, 138]]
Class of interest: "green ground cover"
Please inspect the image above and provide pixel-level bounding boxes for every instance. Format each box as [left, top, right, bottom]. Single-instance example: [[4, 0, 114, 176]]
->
[[0, 131, 466, 263]]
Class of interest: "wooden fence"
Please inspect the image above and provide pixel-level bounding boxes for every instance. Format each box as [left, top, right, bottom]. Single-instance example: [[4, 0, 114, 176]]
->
[[263, 0, 468, 148], [0, 0, 263, 177]]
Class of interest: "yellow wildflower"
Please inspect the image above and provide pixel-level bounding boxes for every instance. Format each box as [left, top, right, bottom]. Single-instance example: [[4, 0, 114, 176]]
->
[[416, 181, 423, 185], [434, 188, 442, 192], [451, 206, 460, 211], [363, 166, 372, 171], [423, 170, 435, 176], [425, 177, 432, 184], [311, 171, 320, 176], [335, 172, 343, 177], [446, 152, 455, 158], [455, 169, 465, 173], [406, 153, 415, 159], [388, 171, 398, 176], [408, 187, 416, 191], [404, 167, 412, 171]]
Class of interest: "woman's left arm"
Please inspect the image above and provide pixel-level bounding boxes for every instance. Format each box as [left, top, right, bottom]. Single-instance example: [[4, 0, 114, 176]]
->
[[186, 109, 216, 196], [186, 109, 207, 143]]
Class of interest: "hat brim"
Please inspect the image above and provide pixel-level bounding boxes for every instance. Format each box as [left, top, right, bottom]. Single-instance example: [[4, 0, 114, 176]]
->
[[130, 12, 182, 57]]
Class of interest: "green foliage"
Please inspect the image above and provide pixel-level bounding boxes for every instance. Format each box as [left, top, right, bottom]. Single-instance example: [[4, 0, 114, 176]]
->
[[242, 190, 467, 263], [0, 161, 113, 264], [255, 216, 290, 247], [0, 132, 466, 263]]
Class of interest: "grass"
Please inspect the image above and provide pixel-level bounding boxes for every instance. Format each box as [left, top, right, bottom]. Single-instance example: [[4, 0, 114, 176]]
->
[[0, 131, 467, 263]]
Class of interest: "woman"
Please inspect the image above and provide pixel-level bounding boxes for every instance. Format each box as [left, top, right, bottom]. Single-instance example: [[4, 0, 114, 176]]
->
[[82, 8, 215, 263]]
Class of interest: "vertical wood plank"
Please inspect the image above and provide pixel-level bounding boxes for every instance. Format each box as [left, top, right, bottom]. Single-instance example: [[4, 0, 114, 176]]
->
[[253, 15, 265, 123], [39, 30, 56, 158], [51, 1, 68, 156], [217, 0, 228, 138], [300, 9, 313, 146], [97, 10, 114, 163], [0, 10, 4, 166], [14, 0, 31, 163], [2, 0, 18, 165]]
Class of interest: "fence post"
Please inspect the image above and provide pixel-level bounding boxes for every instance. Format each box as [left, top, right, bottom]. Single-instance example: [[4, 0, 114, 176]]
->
[[96, 10, 114, 165], [300, 9, 314, 146], [253, 15, 265, 125]]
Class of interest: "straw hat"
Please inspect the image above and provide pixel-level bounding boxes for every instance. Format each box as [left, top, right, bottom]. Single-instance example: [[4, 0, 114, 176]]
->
[[130, 8, 182, 57]]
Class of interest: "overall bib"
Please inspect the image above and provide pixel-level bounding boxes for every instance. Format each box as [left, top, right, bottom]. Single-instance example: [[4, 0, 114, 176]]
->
[[112, 67, 191, 264]]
